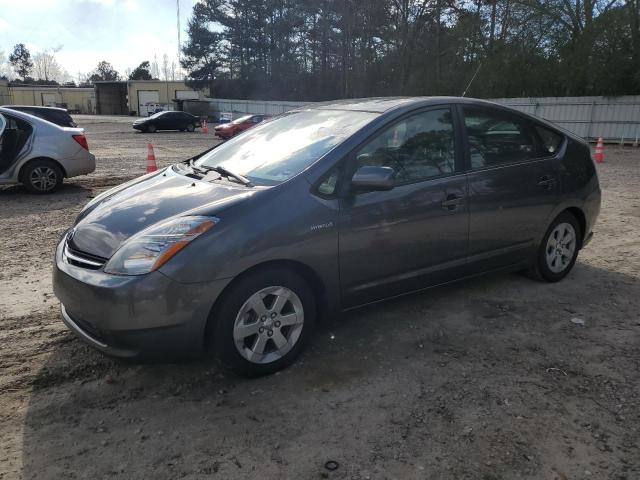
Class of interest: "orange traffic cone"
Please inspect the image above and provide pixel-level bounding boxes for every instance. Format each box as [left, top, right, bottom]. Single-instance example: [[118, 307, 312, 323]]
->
[[146, 143, 158, 172], [202, 119, 209, 134], [594, 136, 604, 163]]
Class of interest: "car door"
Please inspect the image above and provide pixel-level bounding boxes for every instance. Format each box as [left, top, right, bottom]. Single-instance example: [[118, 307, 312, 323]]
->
[[460, 104, 560, 271], [0, 113, 33, 176], [338, 106, 469, 307], [0, 114, 6, 174]]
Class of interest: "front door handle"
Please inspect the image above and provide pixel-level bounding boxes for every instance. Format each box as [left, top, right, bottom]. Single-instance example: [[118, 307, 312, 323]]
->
[[441, 193, 464, 211], [537, 175, 556, 189]]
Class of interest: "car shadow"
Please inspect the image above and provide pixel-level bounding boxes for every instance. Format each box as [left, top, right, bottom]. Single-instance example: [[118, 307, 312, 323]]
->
[[17, 262, 640, 479]]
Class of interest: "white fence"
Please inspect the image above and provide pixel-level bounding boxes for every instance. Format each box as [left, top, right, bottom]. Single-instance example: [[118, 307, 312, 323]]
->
[[492, 96, 640, 144], [209, 96, 640, 144]]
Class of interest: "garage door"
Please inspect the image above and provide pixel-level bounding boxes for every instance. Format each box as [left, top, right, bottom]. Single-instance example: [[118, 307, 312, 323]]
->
[[138, 90, 160, 116], [175, 90, 199, 100]]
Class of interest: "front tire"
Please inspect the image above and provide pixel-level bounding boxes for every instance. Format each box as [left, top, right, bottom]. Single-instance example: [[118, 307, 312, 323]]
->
[[146, 124, 157, 133], [211, 267, 316, 377], [21, 160, 63, 194], [529, 212, 581, 282]]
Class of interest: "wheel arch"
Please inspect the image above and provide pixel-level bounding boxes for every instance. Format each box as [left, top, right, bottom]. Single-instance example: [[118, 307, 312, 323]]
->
[[203, 259, 329, 350], [19, 156, 68, 181], [563, 206, 587, 249]]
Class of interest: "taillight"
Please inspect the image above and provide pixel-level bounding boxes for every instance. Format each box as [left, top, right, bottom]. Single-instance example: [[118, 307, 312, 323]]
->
[[73, 134, 89, 150]]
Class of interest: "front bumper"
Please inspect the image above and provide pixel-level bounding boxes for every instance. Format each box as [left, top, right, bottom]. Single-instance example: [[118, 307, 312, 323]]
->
[[52, 237, 230, 360]]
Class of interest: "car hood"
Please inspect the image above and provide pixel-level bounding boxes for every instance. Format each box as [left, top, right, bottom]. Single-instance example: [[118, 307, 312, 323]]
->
[[70, 167, 258, 258]]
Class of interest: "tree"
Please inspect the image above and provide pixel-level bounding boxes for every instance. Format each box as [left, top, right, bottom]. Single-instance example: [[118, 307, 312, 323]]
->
[[32, 46, 70, 83], [180, 0, 636, 99], [0, 50, 16, 80], [161, 53, 170, 80], [129, 61, 152, 80], [150, 54, 160, 79], [9, 43, 33, 80], [89, 61, 120, 83], [181, 0, 226, 92]]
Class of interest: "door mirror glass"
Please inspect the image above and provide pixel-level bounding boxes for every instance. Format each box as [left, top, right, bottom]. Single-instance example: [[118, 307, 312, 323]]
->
[[351, 165, 395, 191]]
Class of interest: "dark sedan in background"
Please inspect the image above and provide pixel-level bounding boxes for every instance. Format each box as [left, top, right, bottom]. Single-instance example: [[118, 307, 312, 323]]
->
[[133, 111, 201, 133], [214, 114, 268, 139], [54, 97, 600, 377]]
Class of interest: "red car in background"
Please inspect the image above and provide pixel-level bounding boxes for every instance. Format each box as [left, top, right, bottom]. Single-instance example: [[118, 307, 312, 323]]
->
[[214, 114, 268, 139]]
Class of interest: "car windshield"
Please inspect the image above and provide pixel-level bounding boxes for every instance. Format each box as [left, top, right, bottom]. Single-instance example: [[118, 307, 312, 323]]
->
[[195, 109, 378, 185], [148, 111, 166, 119], [231, 115, 253, 125]]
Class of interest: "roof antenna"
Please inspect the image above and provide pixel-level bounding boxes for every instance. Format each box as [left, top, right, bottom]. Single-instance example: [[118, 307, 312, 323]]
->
[[462, 63, 482, 97]]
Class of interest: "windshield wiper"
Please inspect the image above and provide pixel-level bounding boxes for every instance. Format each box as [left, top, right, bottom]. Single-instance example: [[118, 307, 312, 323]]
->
[[189, 159, 253, 187], [209, 165, 254, 187]]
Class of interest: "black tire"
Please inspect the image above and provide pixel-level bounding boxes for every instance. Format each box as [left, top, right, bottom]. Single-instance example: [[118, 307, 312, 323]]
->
[[21, 159, 63, 194], [210, 267, 316, 377], [146, 124, 157, 133], [186, 123, 195, 132], [528, 212, 582, 282]]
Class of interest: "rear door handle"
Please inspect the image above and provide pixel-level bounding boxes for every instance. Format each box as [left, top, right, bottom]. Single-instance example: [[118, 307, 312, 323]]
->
[[441, 193, 464, 211], [538, 175, 556, 189]]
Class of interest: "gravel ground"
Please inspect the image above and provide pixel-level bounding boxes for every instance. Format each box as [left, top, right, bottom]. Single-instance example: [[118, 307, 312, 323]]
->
[[0, 117, 639, 479]]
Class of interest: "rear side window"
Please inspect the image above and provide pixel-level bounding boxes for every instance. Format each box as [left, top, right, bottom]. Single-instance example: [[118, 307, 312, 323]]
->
[[534, 125, 563, 155], [463, 106, 536, 169]]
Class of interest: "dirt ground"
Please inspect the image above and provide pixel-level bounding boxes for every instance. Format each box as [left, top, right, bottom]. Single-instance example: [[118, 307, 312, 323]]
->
[[1, 117, 639, 479]]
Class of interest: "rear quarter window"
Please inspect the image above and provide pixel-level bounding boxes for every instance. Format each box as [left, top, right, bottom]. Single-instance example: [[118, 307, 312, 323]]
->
[[534, 125, 563, 156]]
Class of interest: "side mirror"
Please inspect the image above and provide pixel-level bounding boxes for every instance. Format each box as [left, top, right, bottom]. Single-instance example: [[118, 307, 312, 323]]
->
[[351, 165, 395, 191]]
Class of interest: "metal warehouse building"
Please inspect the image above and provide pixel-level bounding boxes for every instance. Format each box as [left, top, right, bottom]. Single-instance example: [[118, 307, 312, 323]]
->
[[1, 80, 206, 117], [95, 80, 206, 116], [2, 84, 96, 113]]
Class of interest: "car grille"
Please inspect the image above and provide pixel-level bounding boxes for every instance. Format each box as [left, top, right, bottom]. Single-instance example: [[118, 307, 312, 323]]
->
[[63, 242, 107, 270]]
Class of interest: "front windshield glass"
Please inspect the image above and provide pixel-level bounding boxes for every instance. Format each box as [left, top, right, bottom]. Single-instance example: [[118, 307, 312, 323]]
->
[[149, 111, 165, 119], [195, 109, 378, 185]]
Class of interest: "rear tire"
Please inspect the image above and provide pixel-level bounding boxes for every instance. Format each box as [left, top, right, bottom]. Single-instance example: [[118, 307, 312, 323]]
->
[[210, 267, 316, 377], [186, 123, 195, 132], [528, 212, 581, 282], [21, 159, 63, 194]]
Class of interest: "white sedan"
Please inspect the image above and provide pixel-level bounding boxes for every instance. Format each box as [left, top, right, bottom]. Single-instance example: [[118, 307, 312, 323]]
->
[[0, 107, 95, 193]]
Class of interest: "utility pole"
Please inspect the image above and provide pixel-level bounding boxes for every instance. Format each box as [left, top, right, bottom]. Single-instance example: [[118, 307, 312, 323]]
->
[[176, 0, 181, 65]]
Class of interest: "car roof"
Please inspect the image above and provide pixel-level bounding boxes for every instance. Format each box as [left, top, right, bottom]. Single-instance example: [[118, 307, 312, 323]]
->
[[305, 96, 513, 113], [2, 105, 69, 113], [0, 106, 72, 129]]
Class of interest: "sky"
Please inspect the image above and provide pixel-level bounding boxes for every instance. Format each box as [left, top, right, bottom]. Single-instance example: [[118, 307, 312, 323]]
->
[[0, 0, 199, 81]]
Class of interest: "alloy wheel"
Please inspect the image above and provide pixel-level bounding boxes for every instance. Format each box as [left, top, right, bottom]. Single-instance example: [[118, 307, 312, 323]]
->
[[545, 222, 576, 273], [233, 286, 304, 364], [29, 166, 58, 192]]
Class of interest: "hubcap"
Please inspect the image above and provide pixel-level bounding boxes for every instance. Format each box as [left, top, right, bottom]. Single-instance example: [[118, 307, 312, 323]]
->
[[545, 222, 576, 273], [233, 286, 304, 364], [29, 166, 57, 191]]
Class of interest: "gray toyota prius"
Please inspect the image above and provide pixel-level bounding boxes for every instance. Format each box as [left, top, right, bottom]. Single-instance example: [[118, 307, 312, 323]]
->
[[53, 97, 601, 376]]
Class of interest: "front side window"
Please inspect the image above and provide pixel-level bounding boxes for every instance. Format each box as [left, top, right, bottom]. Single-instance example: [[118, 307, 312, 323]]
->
[[354, 108, 455, 184], [196, 109, 378, 185], [463, 106, 536, 169]]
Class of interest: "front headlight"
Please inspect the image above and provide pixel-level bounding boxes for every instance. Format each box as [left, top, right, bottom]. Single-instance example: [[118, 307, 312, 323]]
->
[[104, 216, 218, 275]]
